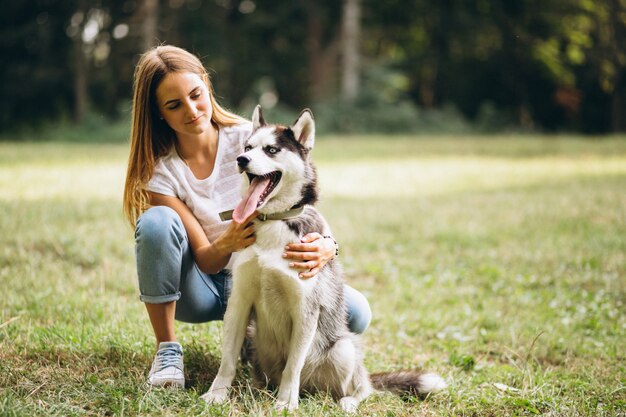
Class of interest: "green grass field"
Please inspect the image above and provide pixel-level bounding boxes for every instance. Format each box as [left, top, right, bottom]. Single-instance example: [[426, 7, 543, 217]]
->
[[1, 136, 625, 416]]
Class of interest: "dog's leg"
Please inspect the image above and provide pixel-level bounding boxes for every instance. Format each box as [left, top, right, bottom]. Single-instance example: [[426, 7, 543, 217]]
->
[[274, 308, 319, 412], [321, 337, 372, 413], [201, 289, 253, 404], [339, 361, 373, 413]]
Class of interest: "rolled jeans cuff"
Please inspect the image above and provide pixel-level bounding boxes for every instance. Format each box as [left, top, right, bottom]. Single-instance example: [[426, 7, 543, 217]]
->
[[139, 291, 181, 304]]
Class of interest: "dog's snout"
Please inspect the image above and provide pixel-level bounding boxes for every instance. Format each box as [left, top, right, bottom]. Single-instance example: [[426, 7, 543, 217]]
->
[[237, 155, 251, 168]]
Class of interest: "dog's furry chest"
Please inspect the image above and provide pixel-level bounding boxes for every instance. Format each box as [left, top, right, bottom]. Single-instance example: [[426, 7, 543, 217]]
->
[[235, 219, 313, 313], [239, 207, 326, 277], [242, 220, 300, 276]]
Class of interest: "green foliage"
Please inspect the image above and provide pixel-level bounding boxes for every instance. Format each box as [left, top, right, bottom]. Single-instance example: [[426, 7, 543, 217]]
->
[[474, 102, 518, 133], [368, 0, 626, 133], [314, 96, 422, 134], [0, 112, 131, 143], [314, 64, 474, 134], [449, 352, 477, 372], [3, 0, 626, 136]]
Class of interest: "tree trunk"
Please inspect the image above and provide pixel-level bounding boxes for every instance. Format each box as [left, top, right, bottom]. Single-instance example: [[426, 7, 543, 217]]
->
[[73, 38, 88, 124], [138, 0, 159, 50], [303, 0, 341, 101], [341, 0, 360, 102], [611, 72, 624, 132], [609, 0, 625, 131], [305, 1, 326, 101], [72, 1, 88, 124]]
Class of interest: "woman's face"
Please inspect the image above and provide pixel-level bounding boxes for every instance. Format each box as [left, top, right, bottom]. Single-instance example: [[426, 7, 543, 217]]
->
[[155, 72, 214, 137]]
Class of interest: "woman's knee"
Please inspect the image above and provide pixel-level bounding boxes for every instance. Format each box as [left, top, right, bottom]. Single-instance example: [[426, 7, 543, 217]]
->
[[135, 206, 185, 248], [135, 206, 187, 302], [344, 285, 372, 334]]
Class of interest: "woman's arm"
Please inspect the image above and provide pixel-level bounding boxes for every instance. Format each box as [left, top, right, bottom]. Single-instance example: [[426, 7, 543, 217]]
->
[[149, 192, 256, 274]]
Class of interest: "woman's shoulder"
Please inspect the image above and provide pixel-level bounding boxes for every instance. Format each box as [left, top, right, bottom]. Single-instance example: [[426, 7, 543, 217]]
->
[[220, 121, 253, 152], [148, 148, 183, 195], [222, 121, 253, 139]]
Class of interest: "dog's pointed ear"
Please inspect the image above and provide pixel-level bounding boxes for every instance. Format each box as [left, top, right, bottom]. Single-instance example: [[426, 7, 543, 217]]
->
[[252, 105, 266, 130], [291, 109, 315, 150]]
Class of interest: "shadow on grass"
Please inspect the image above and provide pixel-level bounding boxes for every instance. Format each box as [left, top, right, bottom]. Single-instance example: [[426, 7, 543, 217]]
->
[[9, 342, 229, 394]]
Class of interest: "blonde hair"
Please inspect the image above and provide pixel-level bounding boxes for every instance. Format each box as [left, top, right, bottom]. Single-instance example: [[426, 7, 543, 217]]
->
[[123, 45, 246, 227]]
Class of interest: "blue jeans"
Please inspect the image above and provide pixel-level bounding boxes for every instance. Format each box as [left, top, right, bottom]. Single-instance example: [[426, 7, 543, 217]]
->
[[135, 206, 372, 333]]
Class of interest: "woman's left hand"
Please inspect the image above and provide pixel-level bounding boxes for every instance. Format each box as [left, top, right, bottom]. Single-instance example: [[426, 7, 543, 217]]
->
[[283, 232, 336, 279]]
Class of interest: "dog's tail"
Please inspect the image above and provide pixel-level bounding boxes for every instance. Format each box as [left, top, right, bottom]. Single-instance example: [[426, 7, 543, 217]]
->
[[370, 370, 447, 396]]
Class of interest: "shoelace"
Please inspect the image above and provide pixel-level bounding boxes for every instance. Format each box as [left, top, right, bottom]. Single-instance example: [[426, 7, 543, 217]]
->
[[155, 345, 183, 371]]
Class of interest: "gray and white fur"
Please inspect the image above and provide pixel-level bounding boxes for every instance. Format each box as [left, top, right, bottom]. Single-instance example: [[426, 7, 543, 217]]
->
[[201, 105, 446, 412]]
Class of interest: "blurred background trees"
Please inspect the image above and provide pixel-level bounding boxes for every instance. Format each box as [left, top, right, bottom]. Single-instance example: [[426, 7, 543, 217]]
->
[[1, 0, 624, 136]]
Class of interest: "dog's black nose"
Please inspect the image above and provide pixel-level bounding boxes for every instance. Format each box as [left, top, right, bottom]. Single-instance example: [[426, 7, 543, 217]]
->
[[237, 155, 251, 168]]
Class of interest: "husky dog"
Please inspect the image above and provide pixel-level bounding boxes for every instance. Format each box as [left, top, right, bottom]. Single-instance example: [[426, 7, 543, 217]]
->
[[201, 106, 446, 412]]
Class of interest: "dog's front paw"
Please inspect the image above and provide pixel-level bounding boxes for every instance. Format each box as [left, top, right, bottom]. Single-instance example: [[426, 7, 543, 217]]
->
[[274, 400, 298, 412], [275, 384, 299, 412], [339, 396, 359, 413], [200, 386, 229, 405], [274, 398, 298, 412]]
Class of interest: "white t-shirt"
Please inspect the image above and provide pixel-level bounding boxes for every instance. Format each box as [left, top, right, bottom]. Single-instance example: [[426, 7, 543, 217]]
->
[[147, 122, 252, 245]]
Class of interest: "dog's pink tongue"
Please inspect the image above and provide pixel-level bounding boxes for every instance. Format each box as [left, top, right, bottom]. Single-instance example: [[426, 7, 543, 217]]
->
[[233, 176, 270, 223]]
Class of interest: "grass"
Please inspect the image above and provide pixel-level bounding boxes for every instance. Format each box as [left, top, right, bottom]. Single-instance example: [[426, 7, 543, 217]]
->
[[1, 135, 625, 416]]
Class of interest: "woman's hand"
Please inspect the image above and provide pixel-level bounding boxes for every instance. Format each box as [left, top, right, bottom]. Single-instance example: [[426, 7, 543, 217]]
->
[[213, 212, 257, 256], [283, 232, 337, 279]]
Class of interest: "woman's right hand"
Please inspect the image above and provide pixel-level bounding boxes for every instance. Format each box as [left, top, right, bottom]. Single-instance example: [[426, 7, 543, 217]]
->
[[213, 211, 258, 255]]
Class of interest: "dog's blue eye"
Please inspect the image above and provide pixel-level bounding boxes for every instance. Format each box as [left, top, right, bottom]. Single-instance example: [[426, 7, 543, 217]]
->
[[244, 145, 252, 152], [267, 146, 279, 154]]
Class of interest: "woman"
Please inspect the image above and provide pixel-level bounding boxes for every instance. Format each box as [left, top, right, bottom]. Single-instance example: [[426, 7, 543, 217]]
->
[[122, 45, 371, 388]]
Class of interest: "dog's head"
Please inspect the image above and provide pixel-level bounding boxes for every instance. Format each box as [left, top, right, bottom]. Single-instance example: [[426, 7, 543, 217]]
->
[[232, 105, 318, 222]]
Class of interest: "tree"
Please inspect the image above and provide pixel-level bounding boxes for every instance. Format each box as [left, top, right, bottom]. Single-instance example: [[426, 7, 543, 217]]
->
[[133, 0, 159, 51], [0, 1, 75, 129], [341, 0, 361, 102], [1, 0, 624, 134]]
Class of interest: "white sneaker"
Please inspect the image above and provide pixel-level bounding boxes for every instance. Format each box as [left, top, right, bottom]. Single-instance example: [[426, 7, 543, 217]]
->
[[148, 342, 185, 388]]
